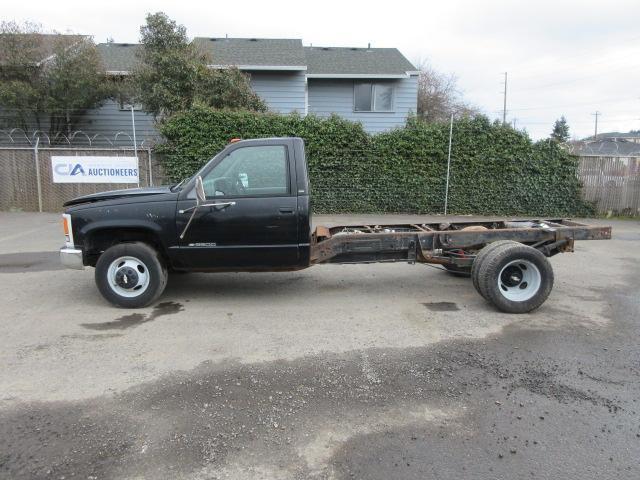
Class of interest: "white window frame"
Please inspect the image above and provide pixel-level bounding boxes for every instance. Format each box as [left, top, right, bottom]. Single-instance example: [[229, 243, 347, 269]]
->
[[353, 82, 395, 113]]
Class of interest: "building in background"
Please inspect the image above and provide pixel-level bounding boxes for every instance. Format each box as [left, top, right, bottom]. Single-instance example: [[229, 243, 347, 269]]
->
[[96, 38, 418, 139]]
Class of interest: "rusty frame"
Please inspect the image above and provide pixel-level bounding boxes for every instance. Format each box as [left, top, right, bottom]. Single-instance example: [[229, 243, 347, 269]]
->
[[310, 219, 611, 266]]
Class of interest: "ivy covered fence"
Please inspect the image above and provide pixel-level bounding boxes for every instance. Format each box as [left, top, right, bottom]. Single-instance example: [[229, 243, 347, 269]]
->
[[157, 107, 593, 216]]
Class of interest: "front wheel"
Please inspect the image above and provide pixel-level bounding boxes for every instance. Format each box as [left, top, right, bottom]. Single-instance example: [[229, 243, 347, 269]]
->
[[95, 242, 168, 308], [472, 241, 554, 314]]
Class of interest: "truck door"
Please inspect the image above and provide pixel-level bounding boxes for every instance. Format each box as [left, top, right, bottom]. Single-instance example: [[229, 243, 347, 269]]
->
[[176, 142, 299, 269]]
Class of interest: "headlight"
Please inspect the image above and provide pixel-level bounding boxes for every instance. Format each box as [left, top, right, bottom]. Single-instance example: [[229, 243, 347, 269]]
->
[[62, 214, 74, 247]]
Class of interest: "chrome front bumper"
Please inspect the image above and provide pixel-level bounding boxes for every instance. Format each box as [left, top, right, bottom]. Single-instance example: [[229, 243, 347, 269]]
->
[[60, 247, 84, 270]]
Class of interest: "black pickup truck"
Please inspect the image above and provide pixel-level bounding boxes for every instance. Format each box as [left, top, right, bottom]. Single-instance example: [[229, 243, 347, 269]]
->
[[60, 137, 611, 313]]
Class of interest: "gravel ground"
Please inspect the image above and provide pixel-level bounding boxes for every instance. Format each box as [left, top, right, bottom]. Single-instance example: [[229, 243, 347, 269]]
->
[[0, 212, 638, 479]]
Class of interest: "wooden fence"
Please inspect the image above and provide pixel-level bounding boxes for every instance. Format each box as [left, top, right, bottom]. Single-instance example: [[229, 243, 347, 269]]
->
[[577, 155, 640, 216]]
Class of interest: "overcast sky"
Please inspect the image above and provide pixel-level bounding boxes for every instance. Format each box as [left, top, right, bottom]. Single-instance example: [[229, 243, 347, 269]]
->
[[5, 0, 640, 139]]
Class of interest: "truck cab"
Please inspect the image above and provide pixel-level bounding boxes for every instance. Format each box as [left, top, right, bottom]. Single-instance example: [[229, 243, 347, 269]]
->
[[61, 137, 312, 307]]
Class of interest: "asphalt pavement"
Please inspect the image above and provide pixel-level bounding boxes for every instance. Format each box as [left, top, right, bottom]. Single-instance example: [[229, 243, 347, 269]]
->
[[0, 212, 638, 479]]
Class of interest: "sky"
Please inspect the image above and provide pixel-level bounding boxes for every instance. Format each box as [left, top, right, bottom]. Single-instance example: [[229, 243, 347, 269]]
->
[[4, 0, 640, 139]]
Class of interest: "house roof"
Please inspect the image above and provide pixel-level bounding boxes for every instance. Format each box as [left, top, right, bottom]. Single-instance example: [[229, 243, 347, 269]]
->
[[192, 37, 306, 69], [304, 46, 417, 77], [94, 38, 417, 76], [584, 131, 640, 140], [97, 43, 141, 73], [573, 139, 640, 157], [0, 33, 87, 66]]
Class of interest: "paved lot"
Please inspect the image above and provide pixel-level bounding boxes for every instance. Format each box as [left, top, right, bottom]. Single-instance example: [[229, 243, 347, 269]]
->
[[0, 212, 639, 479]]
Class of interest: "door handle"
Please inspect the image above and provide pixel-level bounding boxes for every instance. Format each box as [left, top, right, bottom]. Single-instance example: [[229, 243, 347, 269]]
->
[[279, 207, 295, 214]]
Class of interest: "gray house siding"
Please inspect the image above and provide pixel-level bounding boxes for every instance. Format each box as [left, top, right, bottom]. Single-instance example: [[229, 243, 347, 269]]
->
[[74, 100, 158, 147], [0, 101, 158, 147], [307, 75, 418, 133], [248, 71, 306, 114], [55, 70, 306, 145]]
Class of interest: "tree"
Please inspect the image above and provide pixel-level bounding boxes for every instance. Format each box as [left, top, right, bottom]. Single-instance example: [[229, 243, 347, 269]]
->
[[416, 60, 479, 123], [132, 12, 266, 118], [0, 21, 112, 137], [551, 116, 570, 143]]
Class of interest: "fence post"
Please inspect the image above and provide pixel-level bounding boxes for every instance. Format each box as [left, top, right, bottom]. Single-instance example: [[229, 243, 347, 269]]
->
[[131, 106, 139, 188], [147, 147, 153, 187], [33, 137, 43, 212], [444, 113, 454, 215]]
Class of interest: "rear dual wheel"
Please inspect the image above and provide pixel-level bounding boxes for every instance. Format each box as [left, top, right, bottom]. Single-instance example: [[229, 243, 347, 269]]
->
[[471, 241, 554, 313]]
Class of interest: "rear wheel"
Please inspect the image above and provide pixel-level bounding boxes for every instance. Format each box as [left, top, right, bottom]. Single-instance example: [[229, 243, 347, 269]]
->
[[95, 242, 168, 308], [471, 240, 516, 298], [472, 241, 554, 313]]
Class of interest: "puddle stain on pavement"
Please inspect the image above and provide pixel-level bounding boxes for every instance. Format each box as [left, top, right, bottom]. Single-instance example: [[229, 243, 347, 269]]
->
[[80, 301, 184, 330]]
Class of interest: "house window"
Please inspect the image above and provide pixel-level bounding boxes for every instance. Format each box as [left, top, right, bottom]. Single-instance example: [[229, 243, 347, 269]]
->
[[354, 83, 394, 112]]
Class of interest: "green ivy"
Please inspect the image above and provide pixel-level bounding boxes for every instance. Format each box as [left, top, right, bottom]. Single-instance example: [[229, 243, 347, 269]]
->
[[157, 107, 594, 216]]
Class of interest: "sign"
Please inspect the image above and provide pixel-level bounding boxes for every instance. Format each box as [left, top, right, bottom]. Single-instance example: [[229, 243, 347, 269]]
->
[[51, 156, 139, 184]]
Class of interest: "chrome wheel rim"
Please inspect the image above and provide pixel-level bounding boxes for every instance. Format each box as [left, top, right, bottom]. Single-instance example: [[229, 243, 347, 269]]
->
[[107, 256, 150, 298], [498, 259, 541, 302]]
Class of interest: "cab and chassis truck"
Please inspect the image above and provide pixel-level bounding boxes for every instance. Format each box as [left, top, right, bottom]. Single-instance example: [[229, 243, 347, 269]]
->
[[60, 137, 611, 313]]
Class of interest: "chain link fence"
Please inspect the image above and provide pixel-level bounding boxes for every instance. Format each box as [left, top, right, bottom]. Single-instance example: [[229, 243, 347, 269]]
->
[[0, 146, 167, 212]]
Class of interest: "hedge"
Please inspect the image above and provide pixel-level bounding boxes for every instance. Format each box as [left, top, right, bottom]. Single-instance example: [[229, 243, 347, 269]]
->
[[157, 107, 593, 216]]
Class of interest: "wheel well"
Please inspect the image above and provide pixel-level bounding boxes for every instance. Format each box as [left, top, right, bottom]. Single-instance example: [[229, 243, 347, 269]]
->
[[85, 228, 167, 267]]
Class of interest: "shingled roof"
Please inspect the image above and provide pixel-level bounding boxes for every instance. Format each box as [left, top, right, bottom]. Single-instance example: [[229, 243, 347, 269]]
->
[[97, 43, 141, 73], [95, 38, 416, 76], [192, 37, 306, 69], [0, 33, 87, 66], [304, 46, 416, 77]]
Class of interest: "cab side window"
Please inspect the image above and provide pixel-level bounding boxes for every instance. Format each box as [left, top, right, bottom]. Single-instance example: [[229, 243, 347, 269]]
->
[[202, 145, 289, 198]]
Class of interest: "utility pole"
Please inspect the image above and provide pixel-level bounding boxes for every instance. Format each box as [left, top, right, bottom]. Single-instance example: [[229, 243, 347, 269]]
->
[[502, 72, 508, 125], [512, 118, 517, 129], [591, 111, 600, 139]]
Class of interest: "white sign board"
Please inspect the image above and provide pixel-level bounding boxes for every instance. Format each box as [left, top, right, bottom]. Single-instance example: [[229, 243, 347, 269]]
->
[[51, 156, 139, 184]]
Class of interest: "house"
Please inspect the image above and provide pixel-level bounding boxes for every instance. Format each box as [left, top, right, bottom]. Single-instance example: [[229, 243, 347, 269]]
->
[[583, 131, 640, 144], [0, 35, 418, 146], [93, 37, 418, 142]]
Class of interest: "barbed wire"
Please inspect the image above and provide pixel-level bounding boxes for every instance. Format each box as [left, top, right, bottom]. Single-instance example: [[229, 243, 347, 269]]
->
[[0, 127, 162, 148]]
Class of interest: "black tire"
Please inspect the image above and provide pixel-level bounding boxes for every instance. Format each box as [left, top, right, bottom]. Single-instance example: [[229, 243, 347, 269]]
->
[[95, 242, 168, 308], [443, 264, 471, 277], [471, 240, 515, 298], [473, 241, 554, 314]]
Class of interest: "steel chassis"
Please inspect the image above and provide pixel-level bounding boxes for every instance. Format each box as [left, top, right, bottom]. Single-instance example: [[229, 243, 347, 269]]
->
[[310, 219, 611, 267]]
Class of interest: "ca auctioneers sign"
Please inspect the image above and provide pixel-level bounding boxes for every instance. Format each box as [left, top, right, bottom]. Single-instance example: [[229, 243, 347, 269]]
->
[[51, 156, 139, 184]]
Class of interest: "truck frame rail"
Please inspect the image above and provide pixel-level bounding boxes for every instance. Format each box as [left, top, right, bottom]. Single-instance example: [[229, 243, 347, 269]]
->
[[310, 219, 611, 267]]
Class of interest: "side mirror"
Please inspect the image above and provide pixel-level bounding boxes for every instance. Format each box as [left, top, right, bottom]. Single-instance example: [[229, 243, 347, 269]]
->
[[195, 176, 206, 203]]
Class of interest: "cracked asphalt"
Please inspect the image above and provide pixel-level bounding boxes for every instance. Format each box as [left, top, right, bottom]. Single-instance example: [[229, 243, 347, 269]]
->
[[0, 212, 638, 479]]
